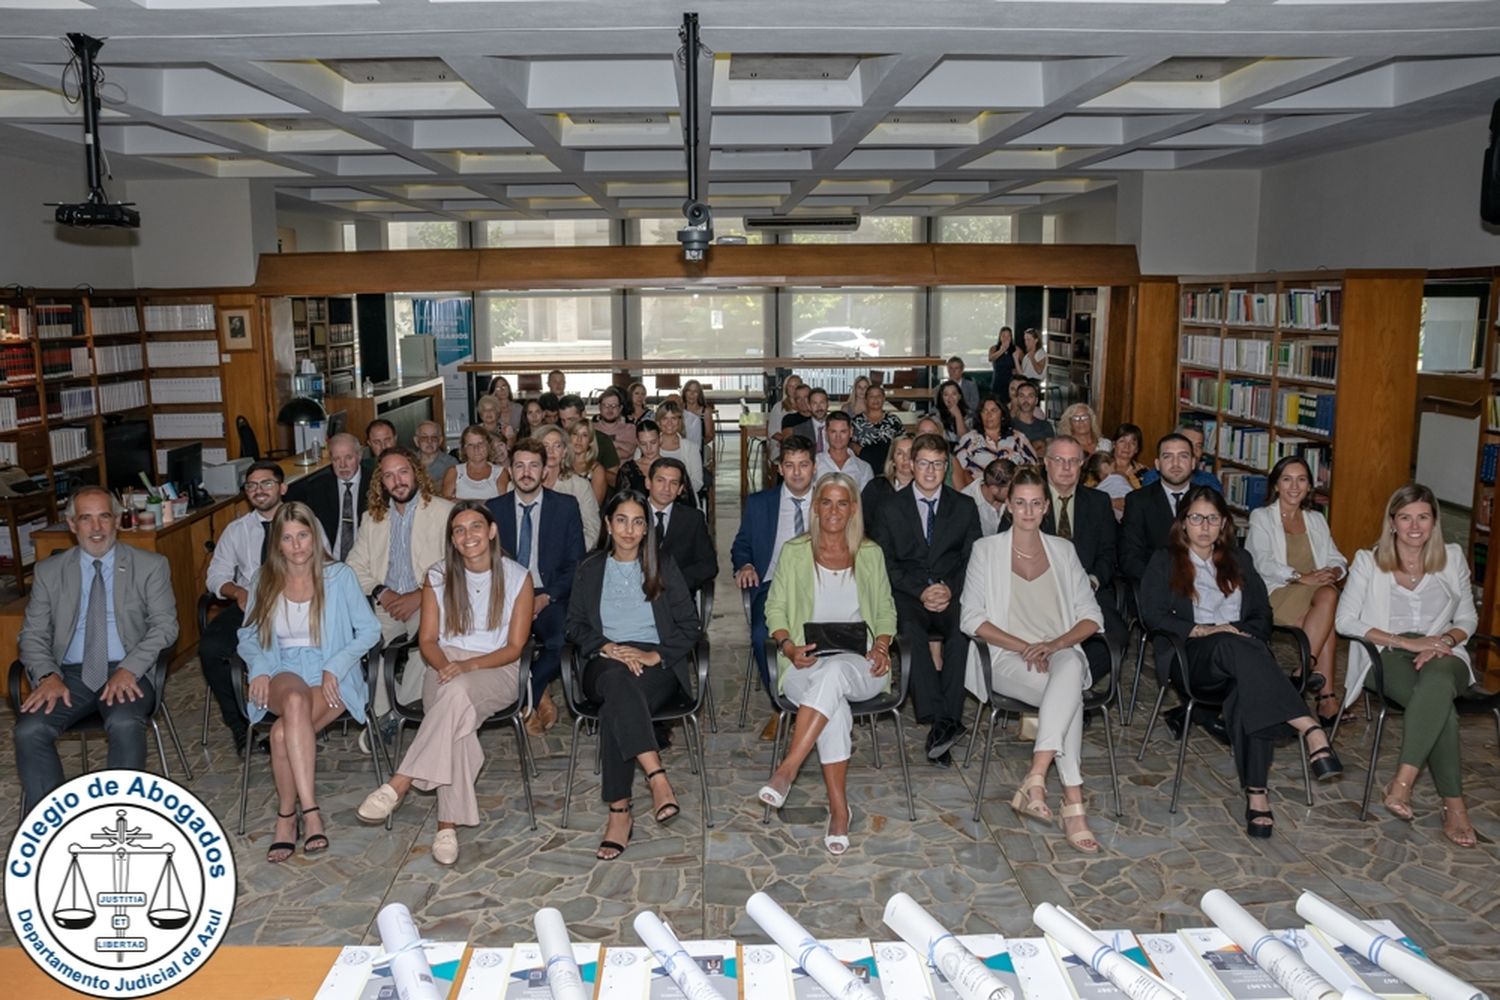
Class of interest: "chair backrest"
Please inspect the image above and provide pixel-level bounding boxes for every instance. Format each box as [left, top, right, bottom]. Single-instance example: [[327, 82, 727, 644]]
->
[[236, 415, 260, 460]]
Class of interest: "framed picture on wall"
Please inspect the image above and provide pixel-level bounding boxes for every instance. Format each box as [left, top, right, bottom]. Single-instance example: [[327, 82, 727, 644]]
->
[[222, 308, 253, 351]]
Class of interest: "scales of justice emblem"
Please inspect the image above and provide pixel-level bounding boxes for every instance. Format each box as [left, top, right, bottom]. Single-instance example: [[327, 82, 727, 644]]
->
[[49, 807, 197, 962]]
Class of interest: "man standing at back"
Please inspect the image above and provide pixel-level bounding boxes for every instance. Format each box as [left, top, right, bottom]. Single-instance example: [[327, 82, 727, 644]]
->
[[488, 438, 585, 734], [870, 433, 981, 767], [348, 447, 454, 725], [731, 435, 817, 738], [14, 487, 178, 812]]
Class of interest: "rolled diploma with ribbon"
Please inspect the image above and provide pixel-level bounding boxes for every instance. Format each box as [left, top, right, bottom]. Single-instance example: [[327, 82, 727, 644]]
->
[[1032, 903, 1185, 1000], [375, 903, 443, 1000], [1295, 892, 1490, 1000], [633, 911, 721, 1000], [882, 892, 1014, 1000], [1200, 890, 1340, 1000], [535, 907, 589, 1000], [746, 891, 880, 1000]]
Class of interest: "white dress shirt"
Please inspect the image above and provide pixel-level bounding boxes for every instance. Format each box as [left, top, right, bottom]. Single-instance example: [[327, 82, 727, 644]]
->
[[1189, 551, 1243, 625], [332, 470, 363, 559], [650, 500, 673, 539], [206, 507, 330, 599], [815, 450, 874, 491], [766, 485, 812, 582], [960, 478, 1004, 537]]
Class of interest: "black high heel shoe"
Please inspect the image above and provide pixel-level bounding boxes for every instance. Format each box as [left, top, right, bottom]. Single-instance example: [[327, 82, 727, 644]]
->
[[301, 805, 329, 855], [1244, 787, 1274, 839], [645, 767, 680, 825], [267, 810, 298, 863], [1315, 692, 1343, 729], [596, 803, 633, 861], [1306, 737, 1343, 781]]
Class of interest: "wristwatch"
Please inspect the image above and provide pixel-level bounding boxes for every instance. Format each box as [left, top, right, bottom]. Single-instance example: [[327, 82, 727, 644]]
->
[[779, 637, 795, 656], [1290, 570, 1302, 582], [370, 584, 387, 601]]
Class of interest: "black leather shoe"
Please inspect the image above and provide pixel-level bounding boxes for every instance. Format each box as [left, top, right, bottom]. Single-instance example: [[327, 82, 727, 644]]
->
[[930, 749, 953, 769], [927, 721, 964, 760], [1203, 712, 1232, 748]]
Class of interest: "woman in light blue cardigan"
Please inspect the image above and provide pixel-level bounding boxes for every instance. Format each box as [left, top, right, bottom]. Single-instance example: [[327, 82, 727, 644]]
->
[[759, 472, 897, 855], [239, 501, 381, 863]]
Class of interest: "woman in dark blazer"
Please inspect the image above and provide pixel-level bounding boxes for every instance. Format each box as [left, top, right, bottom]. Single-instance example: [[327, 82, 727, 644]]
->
[[565, 489, 700, 862], [1139, 486, 1342, 839]]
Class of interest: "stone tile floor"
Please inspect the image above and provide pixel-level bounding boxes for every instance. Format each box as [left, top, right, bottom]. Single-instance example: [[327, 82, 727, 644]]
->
[[2, 486, 1498, 990]]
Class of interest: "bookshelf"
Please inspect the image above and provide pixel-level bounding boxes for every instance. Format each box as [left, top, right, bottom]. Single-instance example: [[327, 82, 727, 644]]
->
[[1174, 271, 1423, 555], [1457, 273, 1500, 635], [1017, 285, 1106, 420], [291, 295, 360, 397]]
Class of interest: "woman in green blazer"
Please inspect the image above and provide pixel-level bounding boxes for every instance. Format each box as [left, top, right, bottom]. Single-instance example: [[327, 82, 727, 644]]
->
[[758, 472, 898, 855]]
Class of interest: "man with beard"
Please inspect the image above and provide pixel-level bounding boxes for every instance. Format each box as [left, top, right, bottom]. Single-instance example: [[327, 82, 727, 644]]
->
[[348, 447, 454, 724], [1120, 432, 1199, 583], [488, 438, 585, 734], [201, 460, 328, 752]]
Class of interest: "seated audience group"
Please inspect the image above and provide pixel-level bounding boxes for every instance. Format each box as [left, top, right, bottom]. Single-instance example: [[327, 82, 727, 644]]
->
[[10, 359, 1483, 870]]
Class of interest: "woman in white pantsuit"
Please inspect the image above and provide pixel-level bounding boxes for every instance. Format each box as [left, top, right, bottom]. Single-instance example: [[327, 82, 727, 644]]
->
[[960, 466, 1104, 853], [356, 500, 534, 865]]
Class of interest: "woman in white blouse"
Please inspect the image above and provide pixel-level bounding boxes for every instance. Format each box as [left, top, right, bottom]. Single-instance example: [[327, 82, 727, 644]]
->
[[959, 467, 1104, 853], [1140, 487, 1341, 840], [441, 424, 503, 501], [1018, 327, 1047, 380], [356, 502, 533, 864], [653, 400, 704, 497], [1334, 483, 1479, 847], [1245, 456, 1347, 726]]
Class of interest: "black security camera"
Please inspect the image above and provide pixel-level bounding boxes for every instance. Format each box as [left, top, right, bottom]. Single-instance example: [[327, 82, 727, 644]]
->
[[676, 199, 714, 262]]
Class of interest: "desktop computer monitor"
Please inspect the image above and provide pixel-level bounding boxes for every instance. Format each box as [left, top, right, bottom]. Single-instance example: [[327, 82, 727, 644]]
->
[[104, 420, 151, 492], [164, 442, 203, 499]]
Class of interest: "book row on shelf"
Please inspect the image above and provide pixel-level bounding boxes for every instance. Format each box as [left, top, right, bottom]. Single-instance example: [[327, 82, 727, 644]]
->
[[0, 440, 18, 465], [1278, 389, 1336, 435], [152, 411, 225, 440], [1480, 442, 1499, 487], [0, 344, 35, 383], [1178, 286, 1342, 330], [49, 427, 90, 464], [89, 304, 140, 335], [0, 515, 47, 570], [149, 376, 223, 404], [1178, 334, 1340, 382], [142, 302, 216, 331], [328, 322, 356, 347], [40, 345, 88, 379], [146, 339, 220, 367], [0, 392, 40, 430], [1279, 338, 1339, 381], [51, 386, 96, 421], [95, 342, 142, 374], [5, 302, 87, 339], [99, 380, 146, 413], [1487, 396, 1500, 430], [1202, 418, 1332, 481]]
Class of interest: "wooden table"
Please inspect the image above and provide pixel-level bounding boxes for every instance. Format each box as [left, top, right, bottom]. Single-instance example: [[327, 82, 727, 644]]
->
[[27, 455, 327, 666], [0, 945, 475, 999]]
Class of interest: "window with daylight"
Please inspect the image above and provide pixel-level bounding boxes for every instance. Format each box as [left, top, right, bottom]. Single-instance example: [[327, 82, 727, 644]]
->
[[935, 216, 1014, 243], [479, 218, 614, 248], [789, 215, 920, 245], [935, 286, 1011, 369], [386, 221, 463, 250]]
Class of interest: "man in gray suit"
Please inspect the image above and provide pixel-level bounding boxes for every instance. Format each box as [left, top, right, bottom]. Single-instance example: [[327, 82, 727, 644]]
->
[[15, 486, 178, 812]]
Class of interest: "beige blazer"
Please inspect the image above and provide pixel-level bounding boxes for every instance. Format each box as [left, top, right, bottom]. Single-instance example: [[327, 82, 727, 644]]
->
[[1334, 544, 1478, 708], [346, 493, 455, 596], [959, 530, 1103, 693]]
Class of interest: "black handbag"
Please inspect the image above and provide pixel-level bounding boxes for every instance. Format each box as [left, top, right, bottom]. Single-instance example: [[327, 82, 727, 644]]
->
[[801, 621, 871, 657]]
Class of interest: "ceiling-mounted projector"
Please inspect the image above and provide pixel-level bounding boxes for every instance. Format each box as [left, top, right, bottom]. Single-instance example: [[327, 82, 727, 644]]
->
[[49, 33, 140, 229], [744, 215, 861, 234]]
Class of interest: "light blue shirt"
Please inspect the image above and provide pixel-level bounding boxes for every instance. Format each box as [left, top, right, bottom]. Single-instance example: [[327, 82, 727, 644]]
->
[[599, 558, 660, 645], [384, 500, 419, 593], [1190, 551, 1244, 625], [63, 545, 126, 665]]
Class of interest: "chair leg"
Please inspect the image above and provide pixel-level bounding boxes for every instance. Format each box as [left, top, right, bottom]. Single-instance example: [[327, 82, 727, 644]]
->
[[1100, 707, 1122, 819], [200, 688, 211, 747], [687, 716, 714, 829], [970, 706, 1000, 823], [593, 725, 602, 776], [513, 717, 537, 831], [869, 715, 882, 770], [159, 702, 194, 782], [150, 721, 171, 780], [1299, 727, 1314, 808], [762, 712, 789, 825], [1137, 687, 1168, 762], [891, 712, 915, 822], [1359, 708, 1388, 821], [703, 679, 719, 734], [562, 717, 585, 830], [737, 650, 756, 729], [1123, 632, 1147, 727], [237, 723, 255, 836], [1169, 698, 1194, 814], [79, 732, 90, 773]]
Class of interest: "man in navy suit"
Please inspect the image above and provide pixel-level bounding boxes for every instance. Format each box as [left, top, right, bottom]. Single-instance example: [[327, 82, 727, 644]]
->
[[487, 437, 585, 734], [731, 434, 817, 738]]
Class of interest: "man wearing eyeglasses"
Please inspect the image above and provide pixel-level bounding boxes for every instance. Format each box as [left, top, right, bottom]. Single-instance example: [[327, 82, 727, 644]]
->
[[871, 433, 982, 767], [414, 420, 457, 485], [199, 460, 329, 752], [1041, 436, 1123, 684]]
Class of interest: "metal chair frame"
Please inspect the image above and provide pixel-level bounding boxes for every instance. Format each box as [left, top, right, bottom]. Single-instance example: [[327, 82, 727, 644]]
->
[[197, 592, 237, 746], [736, 588, 764, 729]]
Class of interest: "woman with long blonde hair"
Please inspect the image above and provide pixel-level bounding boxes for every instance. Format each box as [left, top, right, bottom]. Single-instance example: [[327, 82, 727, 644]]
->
[[569, 415, 609, 506], [240, 502, 380, 863], [357, 502, 534, 865], [1058, 403, 1111, 455], [759, 473, 897, 855]]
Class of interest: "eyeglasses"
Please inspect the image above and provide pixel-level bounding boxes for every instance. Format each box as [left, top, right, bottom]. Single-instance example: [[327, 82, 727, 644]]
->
[[914, 459, 946, 471], [1045, 455, 1083, 467], [1186, 513, 1224, 527], [245, 479, 280, 492], [1068, 414, 1092, 422]]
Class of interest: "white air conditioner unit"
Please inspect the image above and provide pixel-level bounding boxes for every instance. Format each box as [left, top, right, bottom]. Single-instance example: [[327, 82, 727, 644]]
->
[[744, 214, 861, 234]]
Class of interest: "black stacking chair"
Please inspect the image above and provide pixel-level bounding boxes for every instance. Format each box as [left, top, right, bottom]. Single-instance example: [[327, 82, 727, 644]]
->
[[737, 589, 763, 729]]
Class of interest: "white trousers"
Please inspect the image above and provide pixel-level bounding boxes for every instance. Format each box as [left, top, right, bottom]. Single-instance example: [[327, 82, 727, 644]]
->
[[779, 653, 887, 764], [371, 606, 427, 717], [980, 646, 1088, 786]]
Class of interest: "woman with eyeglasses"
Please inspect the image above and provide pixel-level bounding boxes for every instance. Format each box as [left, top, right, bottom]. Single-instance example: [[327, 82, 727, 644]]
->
[[1139, 486, 1343, 839], [441, 424, 504, 501], [959, 467, 1104, 853], [356, 502, 533, 865], [1058, 403, 1111, 455], [565, 490, 701, 861], [1334, 483, 1479, 847]]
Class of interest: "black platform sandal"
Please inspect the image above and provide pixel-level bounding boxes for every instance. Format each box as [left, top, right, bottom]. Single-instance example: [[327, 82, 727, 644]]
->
[[645, 767, 680, 825], [596, 803, 633, 861], [1306, 738, 1344, 782], [301, 805, 329, 855], [1315, 692, 1343, 729], [267, 810, 298, 863], [1244, 787, 1274, 839]]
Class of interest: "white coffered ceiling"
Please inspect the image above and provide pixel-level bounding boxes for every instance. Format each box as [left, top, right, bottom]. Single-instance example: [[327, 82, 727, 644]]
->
[[0, 1, 1497, 221]]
